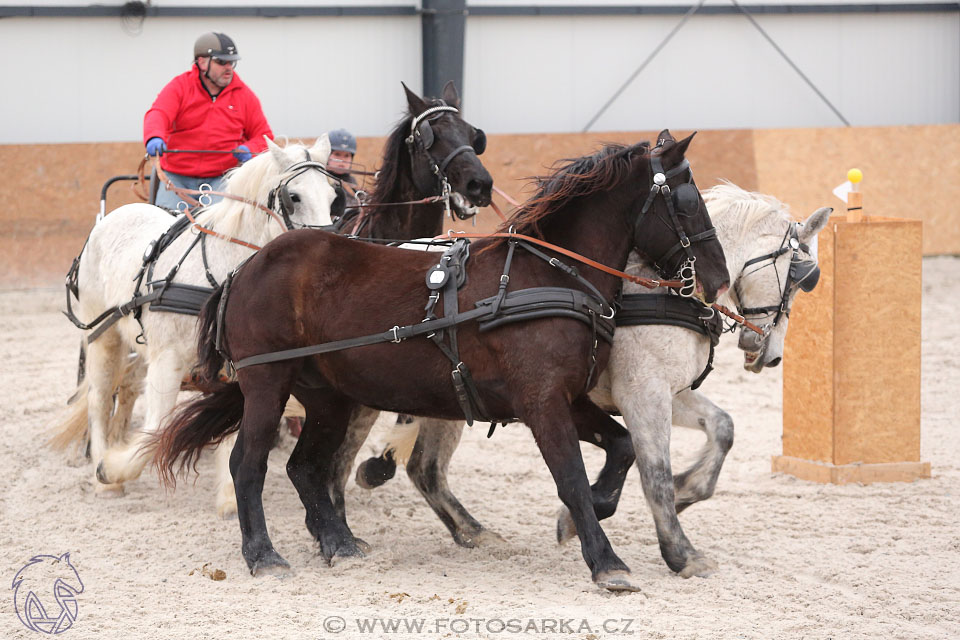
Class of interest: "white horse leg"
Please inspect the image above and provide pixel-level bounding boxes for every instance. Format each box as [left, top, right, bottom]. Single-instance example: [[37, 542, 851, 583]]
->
[[617, 381, 717, 578], [84, 332, 126, 497], [671, 389, 734, 513], [328, 405, 381, 536], [214, 432, 239, 520], [106, 353, 146, 446], [98, 349, 187, 486], [405, 418, 503, 548]]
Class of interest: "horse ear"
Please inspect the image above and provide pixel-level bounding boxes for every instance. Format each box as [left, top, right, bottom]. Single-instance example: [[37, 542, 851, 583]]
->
[[798, 206, 832, 242], [265, 136, 288, 168], [658, 132, 696, 165], [312, 132, 332, 163], [441, 80, 461, 109], [402, 81, 429, 115], [657, 129, 676, 145], [58, 552, 71, 563]]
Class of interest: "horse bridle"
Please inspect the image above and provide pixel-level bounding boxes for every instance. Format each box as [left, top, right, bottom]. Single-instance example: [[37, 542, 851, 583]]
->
[[636, 153, 718, 297], [266, 151, 345, 230], [405, 102, 486, 221], [737, 222, 820, 332]]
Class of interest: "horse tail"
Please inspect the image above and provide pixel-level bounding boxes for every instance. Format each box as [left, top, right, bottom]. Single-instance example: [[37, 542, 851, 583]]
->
[[152, 380, 245, 488], [194, 282, 227, 388], [47, 376, 90, 452]]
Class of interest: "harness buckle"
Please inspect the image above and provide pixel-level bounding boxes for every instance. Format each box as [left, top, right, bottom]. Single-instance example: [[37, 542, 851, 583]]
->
[[680, 235, 691, 248], [499, 274, 510, 286], [390, 325, 402, 343]]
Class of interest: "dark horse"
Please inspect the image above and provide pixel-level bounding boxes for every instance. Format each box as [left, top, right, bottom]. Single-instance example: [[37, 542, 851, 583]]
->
[[340, 80, 491, 240], [155, 131, 730, 591]]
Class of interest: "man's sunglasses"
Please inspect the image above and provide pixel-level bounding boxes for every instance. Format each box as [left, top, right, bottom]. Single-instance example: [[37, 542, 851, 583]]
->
[[211, 57, 238, 68]]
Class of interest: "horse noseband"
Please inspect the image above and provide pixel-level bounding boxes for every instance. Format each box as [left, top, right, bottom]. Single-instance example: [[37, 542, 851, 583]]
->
[[739, 223, 820, 327], [406, 103, 484, 190], [268, 160, 343, 230]]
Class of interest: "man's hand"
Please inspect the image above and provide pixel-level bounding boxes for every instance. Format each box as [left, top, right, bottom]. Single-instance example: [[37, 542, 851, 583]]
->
[[145, 137, 167, 157], [233, 145, 252, 163]]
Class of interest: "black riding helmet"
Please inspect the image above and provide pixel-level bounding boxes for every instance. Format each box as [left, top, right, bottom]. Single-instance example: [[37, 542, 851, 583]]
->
[[193, 32, 241, 62]]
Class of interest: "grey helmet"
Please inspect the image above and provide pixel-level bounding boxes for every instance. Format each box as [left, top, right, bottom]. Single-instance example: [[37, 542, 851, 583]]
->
[[194, 32, 241, 61], [328, 129, 357, 155]]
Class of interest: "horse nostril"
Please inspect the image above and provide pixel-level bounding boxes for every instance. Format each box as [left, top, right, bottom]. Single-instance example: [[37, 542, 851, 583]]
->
[[467, 179, 483, 197], [766, 357, 782, 368]]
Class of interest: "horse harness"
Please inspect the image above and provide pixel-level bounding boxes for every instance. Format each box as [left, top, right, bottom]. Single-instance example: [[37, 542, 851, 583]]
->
[[64, 157, 340, 345], [222, 237, 615, 430], [738, 222, 820, 330], [639, 153, 718, 298], [615, 292, 723, 391]]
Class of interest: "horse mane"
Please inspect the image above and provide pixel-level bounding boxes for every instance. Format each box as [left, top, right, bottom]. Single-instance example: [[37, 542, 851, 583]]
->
[[368, 98, 451, 206], [702, 181, 793, 239], [486, 141, 650, 249], [195, 142, 310, 244]]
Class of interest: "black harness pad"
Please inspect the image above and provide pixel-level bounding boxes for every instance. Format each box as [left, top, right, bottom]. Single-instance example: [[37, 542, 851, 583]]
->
[[476, 287, 616, 343], [616, 293, 721, 345], [149, 282, 214, 316]]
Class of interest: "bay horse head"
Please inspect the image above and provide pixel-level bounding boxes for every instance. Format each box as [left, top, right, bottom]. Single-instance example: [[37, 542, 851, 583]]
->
[[631, 130, 729, 303], [401, 81, 493, 219]]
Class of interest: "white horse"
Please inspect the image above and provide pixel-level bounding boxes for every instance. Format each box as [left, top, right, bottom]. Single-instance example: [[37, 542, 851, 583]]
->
[[52, 136, 339, 506], [350, 183, 832, 573]]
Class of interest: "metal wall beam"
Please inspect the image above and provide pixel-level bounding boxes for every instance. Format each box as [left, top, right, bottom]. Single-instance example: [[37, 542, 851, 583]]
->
[[421, 0, 467, 99]]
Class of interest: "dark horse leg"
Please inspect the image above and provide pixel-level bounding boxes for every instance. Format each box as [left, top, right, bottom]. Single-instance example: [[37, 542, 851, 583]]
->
[[525, 392, 638, 591], [231, 365, 301, 576], [404, 418, 503, 548], [556, 397, 636, 544], [287, 388, 365, 563]]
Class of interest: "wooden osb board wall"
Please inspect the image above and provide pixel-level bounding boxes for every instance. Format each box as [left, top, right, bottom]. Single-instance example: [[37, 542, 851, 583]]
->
[[0, 124, 954, 289], [754, 124, 959, 253], [782, 217, 923, 465]]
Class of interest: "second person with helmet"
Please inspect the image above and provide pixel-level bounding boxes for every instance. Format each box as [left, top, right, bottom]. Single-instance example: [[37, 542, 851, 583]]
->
[[143, 32, 274, 211]]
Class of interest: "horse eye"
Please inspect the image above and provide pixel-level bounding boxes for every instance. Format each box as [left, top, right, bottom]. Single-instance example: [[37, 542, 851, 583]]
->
[[290, 193, 301, 203]]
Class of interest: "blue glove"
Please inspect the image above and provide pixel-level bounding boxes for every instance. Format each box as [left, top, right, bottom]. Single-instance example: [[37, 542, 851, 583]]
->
[[233, 145, 252, 163], [145, 137, 166, 157]]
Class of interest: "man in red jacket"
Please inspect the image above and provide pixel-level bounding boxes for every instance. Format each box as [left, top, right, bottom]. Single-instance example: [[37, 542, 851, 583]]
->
[[143, 32, 274, 211]]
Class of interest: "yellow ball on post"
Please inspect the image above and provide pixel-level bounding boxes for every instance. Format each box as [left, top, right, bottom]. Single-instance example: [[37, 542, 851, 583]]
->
[[847, 168, 863, 184]]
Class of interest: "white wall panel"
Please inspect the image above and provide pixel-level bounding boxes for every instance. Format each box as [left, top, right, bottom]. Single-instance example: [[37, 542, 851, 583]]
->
[[0, 9, 956, 143], [464, 12, 959, 132], [0, 15, 420, 143]]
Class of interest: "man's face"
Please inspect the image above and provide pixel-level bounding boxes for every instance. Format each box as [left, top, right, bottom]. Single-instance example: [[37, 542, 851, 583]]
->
[[328, 150, 354, 175], [198, 56, 235, 88]]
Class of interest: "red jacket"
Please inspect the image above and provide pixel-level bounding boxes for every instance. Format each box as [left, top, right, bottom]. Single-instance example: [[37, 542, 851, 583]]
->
[[143, 67, 273, 177]]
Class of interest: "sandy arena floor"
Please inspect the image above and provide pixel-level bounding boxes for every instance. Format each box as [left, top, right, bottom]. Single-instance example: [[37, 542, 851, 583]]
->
[[1, 257, 957, 639]]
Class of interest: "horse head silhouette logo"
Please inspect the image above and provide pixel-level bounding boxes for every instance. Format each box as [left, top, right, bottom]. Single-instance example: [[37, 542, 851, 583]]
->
[[11, 553, 84, 634]]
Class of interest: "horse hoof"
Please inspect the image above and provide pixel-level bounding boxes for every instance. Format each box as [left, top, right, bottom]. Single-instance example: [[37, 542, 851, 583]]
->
[[555, 507, 577, 545], [354, 537, 372, 554], [679, 555, 718, 578], [454, 528, 505, 548], [328, 542, 365, 567], [250, 554, 292, 578], [217, 501, 238, 520], [95, 461, 111, 484], [594, 570, 641, 593], [94, 482, 125, 498], [355, 456, 396, 490]]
